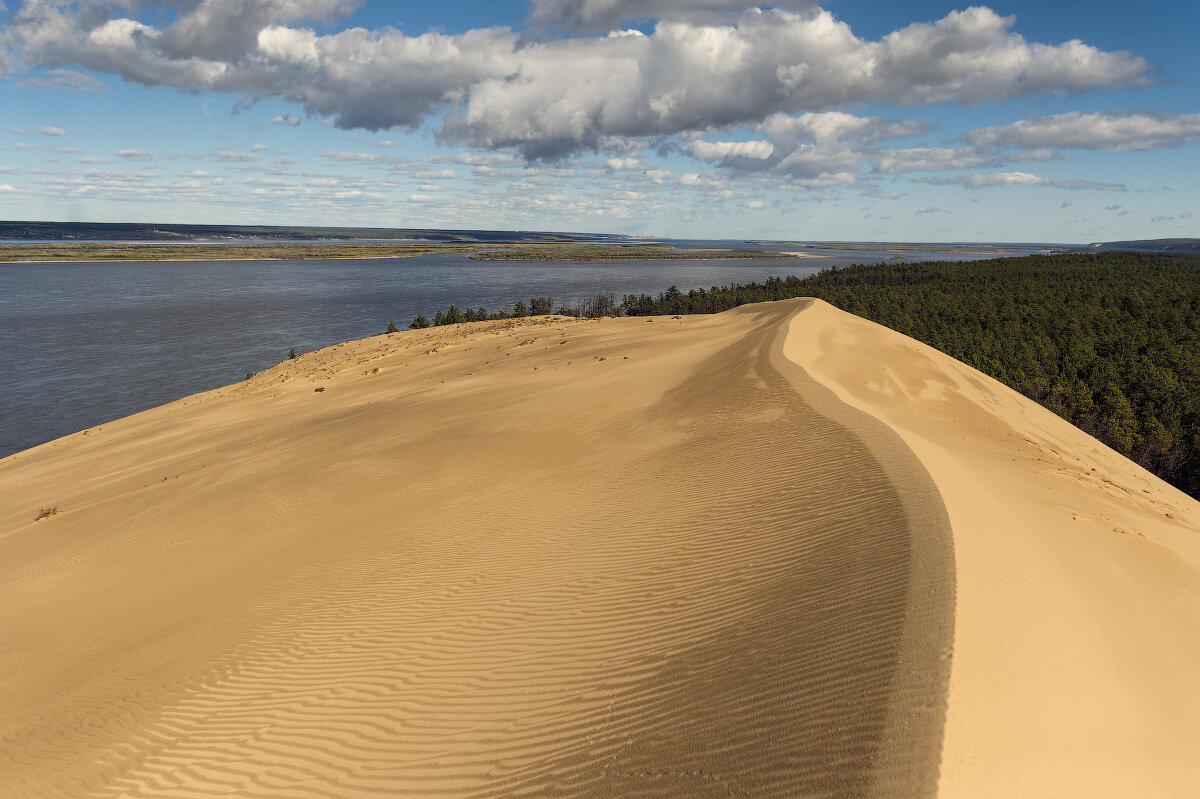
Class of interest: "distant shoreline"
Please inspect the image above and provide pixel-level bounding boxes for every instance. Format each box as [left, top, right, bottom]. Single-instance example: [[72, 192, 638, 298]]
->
[[747, 241, 1054, 255], [1, 242, 801, 264], [0, 255, 441, 265]]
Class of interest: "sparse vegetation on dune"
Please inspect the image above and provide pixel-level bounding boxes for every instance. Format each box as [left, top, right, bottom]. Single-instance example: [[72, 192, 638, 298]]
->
[[409, 294, 610, 327]]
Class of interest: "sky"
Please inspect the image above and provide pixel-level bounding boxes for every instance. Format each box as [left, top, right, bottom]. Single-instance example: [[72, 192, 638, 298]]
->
[[0, 0, 1197, 242]]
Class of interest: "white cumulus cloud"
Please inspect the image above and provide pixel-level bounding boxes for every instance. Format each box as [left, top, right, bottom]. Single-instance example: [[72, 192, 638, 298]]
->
[[605, 157, 644, 170], [3, 4, 1150, 159]]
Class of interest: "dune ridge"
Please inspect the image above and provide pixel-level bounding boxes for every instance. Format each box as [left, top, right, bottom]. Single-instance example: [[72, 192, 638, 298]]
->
[[1, 301, 954, 798], [786, 300, 1200, 797]]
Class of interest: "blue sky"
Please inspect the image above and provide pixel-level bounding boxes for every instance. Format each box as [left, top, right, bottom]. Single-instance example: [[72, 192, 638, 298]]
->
[[1, 0, 1197, 242]]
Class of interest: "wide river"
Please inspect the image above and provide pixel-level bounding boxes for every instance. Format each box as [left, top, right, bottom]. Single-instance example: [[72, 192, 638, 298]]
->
[[0, 247, 1036, 457]]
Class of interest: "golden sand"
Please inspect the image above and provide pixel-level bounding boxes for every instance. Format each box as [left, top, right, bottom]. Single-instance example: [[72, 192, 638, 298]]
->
[[786, 300, 1200, 797], [1, 299, 1197, 797]]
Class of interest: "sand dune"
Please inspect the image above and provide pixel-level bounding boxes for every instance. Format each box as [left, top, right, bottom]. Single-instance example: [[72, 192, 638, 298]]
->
[[0, 299, 1196, 797], [786, 300, 1200, 797]]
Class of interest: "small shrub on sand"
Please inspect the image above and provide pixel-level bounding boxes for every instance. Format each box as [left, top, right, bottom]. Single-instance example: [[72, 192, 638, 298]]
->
[[35, 506, 58, 521]]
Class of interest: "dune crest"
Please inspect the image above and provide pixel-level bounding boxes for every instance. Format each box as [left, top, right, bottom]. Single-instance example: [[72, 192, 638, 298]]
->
[[786, 299, 1200, 798]]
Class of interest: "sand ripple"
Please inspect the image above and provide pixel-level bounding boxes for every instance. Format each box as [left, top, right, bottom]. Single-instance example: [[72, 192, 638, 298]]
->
[[0, 303, 953, 798]]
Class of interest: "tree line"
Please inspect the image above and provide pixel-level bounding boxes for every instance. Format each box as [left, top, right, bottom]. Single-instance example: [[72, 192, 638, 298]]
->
[[387, 296, 560, 332], [393, 252, 1200, 499]]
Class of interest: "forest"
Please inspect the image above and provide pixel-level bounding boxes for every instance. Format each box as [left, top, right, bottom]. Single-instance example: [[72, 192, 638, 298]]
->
[[408, 252, 1200, 499]]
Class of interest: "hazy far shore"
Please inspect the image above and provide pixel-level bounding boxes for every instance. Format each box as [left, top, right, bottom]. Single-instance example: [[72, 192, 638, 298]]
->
[[0, 242, 797, 263]]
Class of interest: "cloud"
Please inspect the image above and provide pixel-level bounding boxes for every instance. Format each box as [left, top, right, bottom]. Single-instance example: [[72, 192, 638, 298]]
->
[[1061, 200, 1072, 207], [271, 115, 302, 126], [758, 111, 928, 146], [211, 151, 260, 162], [447, 8, 1149, 158], [672, 111, 937, 184], [116, 148, 154, 161], [688, 139, 774, 161], [37, 125, 66, 136], [915, 206, 949, 215], [18, 68, 106, 92], [916, 171, 1126, 191], [873, 146, 1058, 175], [319, 150, 389, 162], [527, 0, 810, 32], [953, 171, 1049, 188], [429, 151, 525, 168], [1053, 179, 1128, 191], [411, 169, 459, 179], [0, 184, 18, 192], [605, 157, 644, 170], [965, 111, 1200, 152], [1180, 211, 1195, 219], [5, 4, 1149, 159], [1106, 204, 1122, 210]]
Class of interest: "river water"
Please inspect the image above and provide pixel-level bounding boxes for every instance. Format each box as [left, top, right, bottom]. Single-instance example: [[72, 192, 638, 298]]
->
[[0, 246, 1037, 457]]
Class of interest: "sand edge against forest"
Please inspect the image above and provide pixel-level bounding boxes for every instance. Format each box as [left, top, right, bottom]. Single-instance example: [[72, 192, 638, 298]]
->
[[785, 299, 1200, 798]]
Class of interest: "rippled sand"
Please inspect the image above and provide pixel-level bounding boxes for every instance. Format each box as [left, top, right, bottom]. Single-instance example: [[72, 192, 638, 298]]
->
[[1, 299, 1197, 797]]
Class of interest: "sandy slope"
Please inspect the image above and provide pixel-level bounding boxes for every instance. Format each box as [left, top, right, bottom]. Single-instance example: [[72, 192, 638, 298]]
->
[[786, 300, 1200, 797], [0, 298, 1196, 797]]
